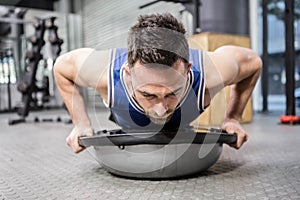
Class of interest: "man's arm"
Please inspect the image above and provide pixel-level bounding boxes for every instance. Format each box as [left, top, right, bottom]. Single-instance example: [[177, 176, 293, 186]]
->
[[53, 48, 110, 153], [206, 45, 262, 149]]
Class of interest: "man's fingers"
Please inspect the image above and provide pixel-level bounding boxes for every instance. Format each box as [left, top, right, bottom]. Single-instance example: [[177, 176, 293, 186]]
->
[[226, 129, 235, 134], [225, 130, 248, 149], [234, 132, 248, 149], [66, 134, 85, 153], [66, 136, 71, 147], [73, 136, 86, 153], [222, 121, 248, 150], [73, 145, 85, 154]]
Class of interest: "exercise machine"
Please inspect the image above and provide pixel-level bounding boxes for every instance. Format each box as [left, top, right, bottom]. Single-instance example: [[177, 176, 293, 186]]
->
[[79, 128, 236, 179]]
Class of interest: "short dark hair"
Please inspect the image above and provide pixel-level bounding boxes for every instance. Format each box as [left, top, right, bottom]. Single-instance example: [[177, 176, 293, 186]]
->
[[127, 13, 189, 68]]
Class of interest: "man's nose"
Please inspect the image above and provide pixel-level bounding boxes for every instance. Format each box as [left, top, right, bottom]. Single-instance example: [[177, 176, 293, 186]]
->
[[152, 103, 167, 117]]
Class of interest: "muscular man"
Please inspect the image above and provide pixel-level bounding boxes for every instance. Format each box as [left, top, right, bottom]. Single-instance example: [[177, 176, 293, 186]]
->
[[54, 13, 262, 153]]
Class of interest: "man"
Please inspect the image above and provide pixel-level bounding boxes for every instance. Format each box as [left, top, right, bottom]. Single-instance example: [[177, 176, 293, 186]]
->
[[54, 13, 262, 153]]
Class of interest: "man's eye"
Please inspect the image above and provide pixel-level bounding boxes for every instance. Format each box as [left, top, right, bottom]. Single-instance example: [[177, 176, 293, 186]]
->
[[142, 93, 156, 99], [166, 93, 177, 98]]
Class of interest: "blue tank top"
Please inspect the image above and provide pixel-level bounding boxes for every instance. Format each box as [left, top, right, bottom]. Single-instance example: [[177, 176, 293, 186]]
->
[[107, 48, 206, 130]]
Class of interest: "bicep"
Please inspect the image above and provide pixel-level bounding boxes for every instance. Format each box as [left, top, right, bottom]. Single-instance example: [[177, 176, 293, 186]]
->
[[74, 48, 110, 89], [211, 46, 261, 85], [204, 50, 238, 91], [55, 48, 110, 89]]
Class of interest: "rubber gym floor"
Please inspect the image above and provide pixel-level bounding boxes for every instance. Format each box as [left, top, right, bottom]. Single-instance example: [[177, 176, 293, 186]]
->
[[0, 108, 300, 200]]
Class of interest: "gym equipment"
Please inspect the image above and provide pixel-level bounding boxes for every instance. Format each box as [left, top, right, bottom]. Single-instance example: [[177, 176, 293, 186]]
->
[[79, 128, 236, 179], [280, 115, 300, 124], [279, 0, 300, 125], [9, 17, 63, 125]]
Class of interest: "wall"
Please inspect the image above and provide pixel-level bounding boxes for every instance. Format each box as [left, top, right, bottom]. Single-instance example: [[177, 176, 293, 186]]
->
[[81, 0, 192, 49]]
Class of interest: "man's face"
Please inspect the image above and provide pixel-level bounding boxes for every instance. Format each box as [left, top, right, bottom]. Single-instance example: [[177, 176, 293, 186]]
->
[[129, 60, 191, 125]]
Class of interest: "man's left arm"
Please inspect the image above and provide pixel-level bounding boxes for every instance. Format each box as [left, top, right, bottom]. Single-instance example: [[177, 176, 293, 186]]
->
[[207, 46, 262, 149]]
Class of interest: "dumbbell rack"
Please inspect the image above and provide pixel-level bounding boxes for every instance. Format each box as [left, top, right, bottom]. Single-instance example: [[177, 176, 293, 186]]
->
[[9, 17, 64, 125]]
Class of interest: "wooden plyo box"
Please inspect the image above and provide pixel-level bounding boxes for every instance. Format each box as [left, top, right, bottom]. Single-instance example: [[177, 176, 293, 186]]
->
[[188, 32, 253, 127]]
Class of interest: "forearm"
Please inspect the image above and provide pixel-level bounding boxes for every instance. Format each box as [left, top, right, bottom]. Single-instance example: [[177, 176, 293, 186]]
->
[[225, 58, 262, 122], [62, 84, 91, 127], [225, 74, 258, 122], [54, 60, 91, 128]]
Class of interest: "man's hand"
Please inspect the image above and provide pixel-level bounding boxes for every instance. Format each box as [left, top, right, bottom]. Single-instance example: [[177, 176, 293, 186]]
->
[[222, 119, 248, 149], [66, 126, 94, 153]]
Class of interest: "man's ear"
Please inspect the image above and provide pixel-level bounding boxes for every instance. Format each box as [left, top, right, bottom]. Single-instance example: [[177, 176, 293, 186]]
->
[[186, 62, 192, 74], [125, 64, 131, 75]]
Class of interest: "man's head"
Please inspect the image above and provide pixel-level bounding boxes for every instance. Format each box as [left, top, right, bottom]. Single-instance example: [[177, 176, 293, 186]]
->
[[127, 13, 189, 68], [126, 13, 191, 125]]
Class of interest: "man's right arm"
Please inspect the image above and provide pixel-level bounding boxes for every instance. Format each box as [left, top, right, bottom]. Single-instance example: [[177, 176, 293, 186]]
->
[[53, 48, 110, 153]]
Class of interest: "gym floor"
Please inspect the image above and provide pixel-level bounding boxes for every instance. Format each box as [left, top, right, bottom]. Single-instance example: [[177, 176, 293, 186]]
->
[[0, 108, 300, 200]]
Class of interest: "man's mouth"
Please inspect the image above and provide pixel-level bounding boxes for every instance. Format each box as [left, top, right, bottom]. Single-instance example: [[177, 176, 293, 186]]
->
[[147, 113, 173, 125]]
